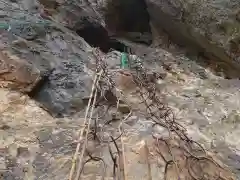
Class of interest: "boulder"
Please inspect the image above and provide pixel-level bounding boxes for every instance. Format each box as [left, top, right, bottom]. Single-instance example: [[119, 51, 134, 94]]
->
[[146, 0, 240, 78], [23, 28, 97, 117], [33, 57, 94, 117], [0, 0, 99, 116]]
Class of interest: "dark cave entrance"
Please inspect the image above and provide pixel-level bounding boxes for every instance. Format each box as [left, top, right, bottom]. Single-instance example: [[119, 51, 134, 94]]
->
[[105, 0, 151, 34], [76, 22, 110, 53], [75, 0, 152, 52], [75, 21, 130, 53]]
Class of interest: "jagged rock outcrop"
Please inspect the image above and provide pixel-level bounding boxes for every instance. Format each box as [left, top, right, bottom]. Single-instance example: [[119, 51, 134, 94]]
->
[[0, 0, 100, 116], [64, 0, 240, 78], [1, 0, 240, 179], [145, 0, 240, 78], [1, 0, 240, 114]]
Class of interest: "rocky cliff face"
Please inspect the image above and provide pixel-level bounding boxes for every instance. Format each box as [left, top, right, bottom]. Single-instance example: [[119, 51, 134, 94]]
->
[[0, 0, 240, 179], [146, 0, 240, 78], [100, 0, 240, 78]]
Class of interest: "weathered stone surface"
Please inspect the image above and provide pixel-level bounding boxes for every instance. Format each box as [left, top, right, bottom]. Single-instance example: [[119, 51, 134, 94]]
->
[[26, 30, 97, 116], [0, 0, 99, 116], [33, 58, 93, 117], [0, 0, 133, 117], [146, 0, 240, 78], [1, 0, 240, 179], [0, 50, 41, 92], [53, 0, 105, 28], [1, 47, 239, 180]]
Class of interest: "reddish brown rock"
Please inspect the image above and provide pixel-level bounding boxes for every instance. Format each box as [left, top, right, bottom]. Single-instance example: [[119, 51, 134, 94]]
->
[[0, 51, 41, 92]]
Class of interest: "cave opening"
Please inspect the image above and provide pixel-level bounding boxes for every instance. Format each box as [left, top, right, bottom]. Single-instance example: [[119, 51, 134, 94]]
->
[[75, 0, 152, 53], [105, 0, 151, 34], [76, 22, 110, 53], [75, 21, 130, 53]]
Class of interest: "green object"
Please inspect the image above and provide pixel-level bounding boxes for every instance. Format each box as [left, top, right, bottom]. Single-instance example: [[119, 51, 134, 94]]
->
[[0, 20, 51, 31], [0, 23, 9, 30], [120, 53, 129, 69]]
